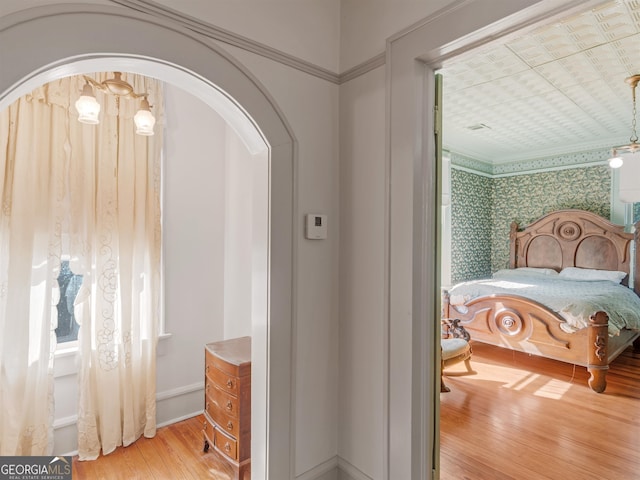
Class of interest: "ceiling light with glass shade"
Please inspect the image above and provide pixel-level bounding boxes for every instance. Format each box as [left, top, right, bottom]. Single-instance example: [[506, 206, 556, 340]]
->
[[74, 72, 156, 136], [608, 74, 640, 169]]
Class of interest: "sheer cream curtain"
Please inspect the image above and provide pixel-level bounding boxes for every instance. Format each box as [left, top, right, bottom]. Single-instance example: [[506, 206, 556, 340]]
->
[[66, 73, 164, 460], [0, 85, 67, 456], [0, 73, 163, 459]]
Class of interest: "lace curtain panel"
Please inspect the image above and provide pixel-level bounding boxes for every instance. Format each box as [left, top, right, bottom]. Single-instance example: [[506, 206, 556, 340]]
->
[[0, 88, 65, 456], [0, 73, 164, 458]]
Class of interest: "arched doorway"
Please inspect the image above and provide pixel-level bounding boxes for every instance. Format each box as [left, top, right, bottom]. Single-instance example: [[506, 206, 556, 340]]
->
[[0, 5, 295, 479]]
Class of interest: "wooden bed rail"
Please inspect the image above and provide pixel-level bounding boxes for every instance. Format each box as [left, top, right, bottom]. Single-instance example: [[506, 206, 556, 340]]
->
[[441, 288, 618, 393]]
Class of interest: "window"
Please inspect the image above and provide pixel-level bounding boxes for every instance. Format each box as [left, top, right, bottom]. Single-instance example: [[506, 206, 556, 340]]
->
[[55, 259, 83, 343]]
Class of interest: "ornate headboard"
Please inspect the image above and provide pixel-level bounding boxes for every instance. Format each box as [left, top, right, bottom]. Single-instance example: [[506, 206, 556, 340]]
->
[[509, 209, 640, 295]]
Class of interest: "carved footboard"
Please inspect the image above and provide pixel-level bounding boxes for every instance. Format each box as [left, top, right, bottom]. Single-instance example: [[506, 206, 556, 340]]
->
[[442, 291, 610, 393]]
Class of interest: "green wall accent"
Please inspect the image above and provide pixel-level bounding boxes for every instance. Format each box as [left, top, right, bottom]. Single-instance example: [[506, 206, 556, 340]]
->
[[450, 169, 492, 283], [450, 165, 611, 282], [490, 166, 611, 271]]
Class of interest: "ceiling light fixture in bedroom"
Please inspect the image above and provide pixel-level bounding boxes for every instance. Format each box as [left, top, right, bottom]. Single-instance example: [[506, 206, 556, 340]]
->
[[75, 72, 156, 136], [608, 74, 640, 169]]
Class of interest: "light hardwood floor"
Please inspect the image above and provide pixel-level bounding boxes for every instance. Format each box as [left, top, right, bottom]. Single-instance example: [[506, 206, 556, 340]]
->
[[440, 342, 640, 480], [72, 343, 639, 479], [71, 415, 244, 479]]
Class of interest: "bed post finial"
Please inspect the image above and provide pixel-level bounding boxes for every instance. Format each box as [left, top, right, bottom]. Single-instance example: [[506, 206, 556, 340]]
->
[[509, 221, 519, 269]]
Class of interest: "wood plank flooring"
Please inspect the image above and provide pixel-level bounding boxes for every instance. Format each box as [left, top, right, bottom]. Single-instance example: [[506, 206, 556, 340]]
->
[[440, 342, 640, 480], [72, 342, 639, 479], [71, 415, 245, 479]]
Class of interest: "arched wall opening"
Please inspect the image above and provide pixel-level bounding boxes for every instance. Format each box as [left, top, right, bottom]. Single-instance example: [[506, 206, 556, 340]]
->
[[0, 5, 295, 479]]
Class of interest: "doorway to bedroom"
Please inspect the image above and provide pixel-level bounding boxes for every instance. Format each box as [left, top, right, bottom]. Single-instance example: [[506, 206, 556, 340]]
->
[[437, 0, 640, 477]]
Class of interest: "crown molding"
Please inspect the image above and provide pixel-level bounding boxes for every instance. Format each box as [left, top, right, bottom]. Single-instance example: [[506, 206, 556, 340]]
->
[[109, 0, 389, 84], [447, 151, 493, 175], [491, 148, 610, 176], [339, 53, 386, 83], [109, 0, 344, 84], [450, 147, 610, 178]]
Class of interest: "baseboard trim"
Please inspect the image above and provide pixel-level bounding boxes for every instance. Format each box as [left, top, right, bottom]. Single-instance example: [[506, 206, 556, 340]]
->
[[295, 456, 339, 480], [294, 456, 374, 480], [338, 457, 374, 480], [156, 381, 203, 402], [53, 382, 205, 455], [156, 410, 202, 429], [53, 415, 77, 430]]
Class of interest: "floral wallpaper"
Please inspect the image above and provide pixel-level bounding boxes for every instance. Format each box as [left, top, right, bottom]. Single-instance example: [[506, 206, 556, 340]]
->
[[450, 169, 493, 283], [490, 166, 611, 271], [450, 165, 612, 282]]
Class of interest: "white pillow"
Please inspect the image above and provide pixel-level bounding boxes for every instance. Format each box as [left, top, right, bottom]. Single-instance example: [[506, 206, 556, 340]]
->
[[492, 267, 558, 278], [559, 267, 627, 284], [515, 267, 559, 276]]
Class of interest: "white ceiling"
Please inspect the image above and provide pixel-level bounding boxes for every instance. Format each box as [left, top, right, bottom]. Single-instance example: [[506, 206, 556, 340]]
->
[[439, 0, 640, 164]]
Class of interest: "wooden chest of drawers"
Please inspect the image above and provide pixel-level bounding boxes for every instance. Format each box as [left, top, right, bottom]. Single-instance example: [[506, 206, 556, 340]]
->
[[203, 336, 251, 479]]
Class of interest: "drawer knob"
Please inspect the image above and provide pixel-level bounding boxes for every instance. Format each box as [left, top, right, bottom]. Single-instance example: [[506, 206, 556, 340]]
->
[[226, 400, 233, 411], [206, 365, 210, 373], [206, 402, 210, 412], [226, 421, 233, 431], [226, 379, 233, 388], [206, 383, 210, 391], [224, 442, 231, 452]]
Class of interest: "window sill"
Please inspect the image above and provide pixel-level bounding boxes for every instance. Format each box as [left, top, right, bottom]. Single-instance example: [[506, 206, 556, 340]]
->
[[53, 332, 173, 378]]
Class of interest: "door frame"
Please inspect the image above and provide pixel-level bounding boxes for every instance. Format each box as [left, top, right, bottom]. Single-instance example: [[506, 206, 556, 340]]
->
[[384, 1, 608, 478]]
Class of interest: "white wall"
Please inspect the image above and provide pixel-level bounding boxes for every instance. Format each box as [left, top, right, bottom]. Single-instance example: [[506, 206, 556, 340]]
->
[[158, 82, 229, 412], [161, 81, 261, 420], [217, 47, 341, 477], [153, 0, 341, 73], [339, 0, 455, 70], [0, 0, 109, 13], [224, 125, 261, 340], [338, 64, 386, 480]]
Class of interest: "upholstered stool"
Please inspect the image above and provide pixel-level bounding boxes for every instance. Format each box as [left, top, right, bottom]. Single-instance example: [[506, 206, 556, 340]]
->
[[441, 319, 474, 392]]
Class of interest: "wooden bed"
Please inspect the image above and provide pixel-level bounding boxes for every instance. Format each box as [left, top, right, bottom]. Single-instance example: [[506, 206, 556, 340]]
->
[[442, 209, 640, 393]]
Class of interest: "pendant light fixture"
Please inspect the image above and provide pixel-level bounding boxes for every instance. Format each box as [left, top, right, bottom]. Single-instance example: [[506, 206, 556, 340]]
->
[[74, 72, 156, 136], [608, 74, 640, 169]]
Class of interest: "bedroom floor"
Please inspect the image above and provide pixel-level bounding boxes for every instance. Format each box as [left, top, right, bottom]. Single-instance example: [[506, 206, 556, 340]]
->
[[440, 342, 640, 480]]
